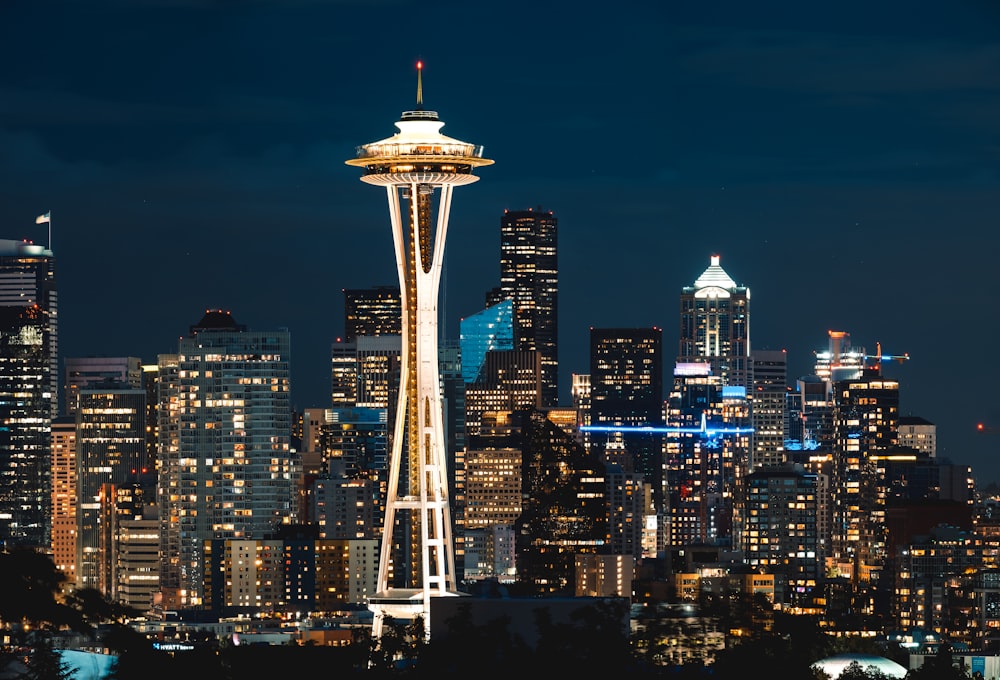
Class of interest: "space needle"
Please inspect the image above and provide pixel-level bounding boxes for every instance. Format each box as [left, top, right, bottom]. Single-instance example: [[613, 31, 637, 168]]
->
[[345, 62, 493, 640]]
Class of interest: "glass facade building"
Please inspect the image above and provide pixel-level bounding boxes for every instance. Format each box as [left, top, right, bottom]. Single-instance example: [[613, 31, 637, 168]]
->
[[459, 298, 513, 385], [0, 239, 57, 549], [490, 208, 558, 407]]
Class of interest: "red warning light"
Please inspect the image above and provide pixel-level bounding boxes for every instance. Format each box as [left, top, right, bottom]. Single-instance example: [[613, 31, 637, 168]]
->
[[416, 60, 423, 70]]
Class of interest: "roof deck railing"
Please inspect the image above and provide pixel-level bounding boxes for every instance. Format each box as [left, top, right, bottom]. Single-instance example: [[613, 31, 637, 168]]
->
[[354, 141, 486, 160]]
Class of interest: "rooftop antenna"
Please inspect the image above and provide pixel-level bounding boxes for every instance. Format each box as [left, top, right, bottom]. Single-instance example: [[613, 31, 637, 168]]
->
[[416, 60, 423, 109]]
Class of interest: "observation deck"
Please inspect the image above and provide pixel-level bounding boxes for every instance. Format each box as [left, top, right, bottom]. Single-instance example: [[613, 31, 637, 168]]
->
[[346, 109, 493, 185]]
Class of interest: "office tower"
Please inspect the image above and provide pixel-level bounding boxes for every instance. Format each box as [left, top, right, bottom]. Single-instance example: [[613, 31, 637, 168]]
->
[[572, 373, 592, 450], [76, 381, 148, 592], [455, 300, 515, 529], [544, 406, 580, 438], [316, 406, 389, 480], [664, 362, 752, 549], [312, 406, 389, 534], [464, 350, 541, 437], [488, 207, 558, 407], [459, 299, 514, 385], [344, 64, 493, 638], [51, 416, 77, 587], [678, 254, 750, 388], [588, 327, 663, 506], [750, 349, 787, 471], [742, 463, 819, 603], [0, 239, 57, 549], [462, 410, 521, 582], [463, 444, 522, 532], [140, 364, 162, 472], [438, 339, 465, 517], [898, 415, 936, 457], [331, 336, 402, 409], [515, 409, 607, 595], [157, 310, 294, 607], [571, 373, 591, 425], [64, 356, 143, 417], [343, 285, 402, 342]]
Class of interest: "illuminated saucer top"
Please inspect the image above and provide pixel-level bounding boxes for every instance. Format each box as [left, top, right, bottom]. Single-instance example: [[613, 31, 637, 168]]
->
[[345, 61, 493, 186]]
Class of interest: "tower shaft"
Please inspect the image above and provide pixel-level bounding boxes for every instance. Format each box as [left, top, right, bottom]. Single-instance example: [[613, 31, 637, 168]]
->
[[372, 182, 458, 637]]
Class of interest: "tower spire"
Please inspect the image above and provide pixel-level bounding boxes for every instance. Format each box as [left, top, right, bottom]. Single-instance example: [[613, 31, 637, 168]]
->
[[416, 60, 423, 109]]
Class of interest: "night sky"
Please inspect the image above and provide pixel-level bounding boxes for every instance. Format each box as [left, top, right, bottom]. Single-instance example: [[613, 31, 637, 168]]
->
[[2, 2, 999, 480]]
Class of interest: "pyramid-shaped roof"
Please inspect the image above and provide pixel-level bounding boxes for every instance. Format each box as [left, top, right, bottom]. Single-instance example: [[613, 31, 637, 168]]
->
[[693, 255, 737, 290]]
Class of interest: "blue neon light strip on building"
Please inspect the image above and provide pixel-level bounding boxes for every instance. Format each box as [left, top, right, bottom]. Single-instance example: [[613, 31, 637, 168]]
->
[[579, 425, 755, 435]]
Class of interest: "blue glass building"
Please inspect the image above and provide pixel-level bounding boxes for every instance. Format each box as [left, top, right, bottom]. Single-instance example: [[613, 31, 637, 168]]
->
[[459, 299, 513, 385]]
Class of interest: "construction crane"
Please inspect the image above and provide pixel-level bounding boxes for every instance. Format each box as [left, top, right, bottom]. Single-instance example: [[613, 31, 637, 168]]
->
[[864, 341, 910, 372]]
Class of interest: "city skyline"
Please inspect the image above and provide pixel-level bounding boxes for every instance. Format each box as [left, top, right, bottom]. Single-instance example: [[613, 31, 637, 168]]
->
[[1, 2, 998, 480]]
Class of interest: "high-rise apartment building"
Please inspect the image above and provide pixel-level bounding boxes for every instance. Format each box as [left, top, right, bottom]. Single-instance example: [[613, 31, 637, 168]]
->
[[0, 239, 57, 549], [488, 207, 558, 407], [588, 327, 663, 507], [678, 254, 750, 388], [157, 310, 294, 607], [742, 463, 819, 603]]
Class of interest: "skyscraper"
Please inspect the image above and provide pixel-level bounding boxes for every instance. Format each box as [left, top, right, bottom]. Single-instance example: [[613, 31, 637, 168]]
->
[[750, 348, 788, 471], [343, 285, 402, 342], [345, 63, 492, 639], [0, 239, 57, 549], [157, 310, 294, 607], [678, 254, 750, 388], [76, 380, 148, 592], [489, 207, 558, 407], [664, 362, 751, 548], [459, 299, 514, 385], [588, 327, 663, 507], [830, 365, 900, 588], [64, 356, 143, 417], [464, 349, 541, 437]]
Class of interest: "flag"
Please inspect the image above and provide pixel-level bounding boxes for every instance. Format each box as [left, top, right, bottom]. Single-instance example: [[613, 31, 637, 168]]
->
[[35, 211, 50, 224]]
